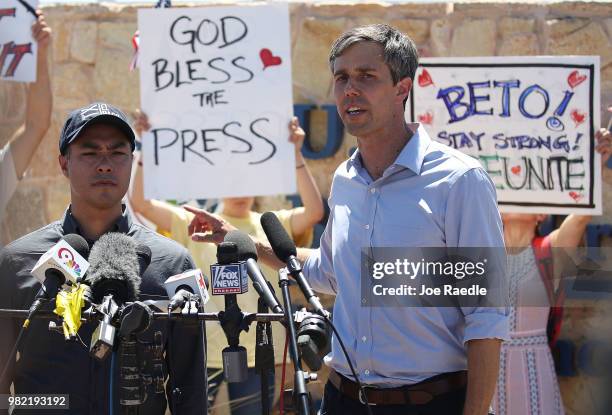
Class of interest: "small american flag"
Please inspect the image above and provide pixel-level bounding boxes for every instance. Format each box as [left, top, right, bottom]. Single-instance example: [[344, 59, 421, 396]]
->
[[129, 0, 172, 71]]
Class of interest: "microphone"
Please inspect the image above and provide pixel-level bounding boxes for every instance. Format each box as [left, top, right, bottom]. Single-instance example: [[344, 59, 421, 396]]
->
[[26, 234, 90, 327], [210, 242, 249, 296], [135, 243, 152, 278], [60, 241, 148, 343], [211, 241, 250, 383], [224, 230, 283, 314], [87, 233, 142, 305], [31, 233, 90, 296], [86, 233, 142, 360], [31, 234, 90, 286], [164, 269, 210, 313], [260, 212, 328, 317], [295, 309, 331, 371]]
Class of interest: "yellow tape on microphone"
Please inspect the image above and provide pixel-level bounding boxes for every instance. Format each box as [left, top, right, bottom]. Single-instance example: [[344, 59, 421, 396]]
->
[[54, 284, 87, 340]]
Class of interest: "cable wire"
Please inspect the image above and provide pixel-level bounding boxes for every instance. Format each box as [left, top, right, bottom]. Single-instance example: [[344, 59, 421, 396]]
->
[[326, 316, 374, 415]]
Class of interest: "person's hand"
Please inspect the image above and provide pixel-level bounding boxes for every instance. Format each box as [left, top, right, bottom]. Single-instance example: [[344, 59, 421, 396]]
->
[[184, 205, 236, 245], [133, 109, 151, 138], [595, 128, 612, 166], [289, 116, 305, 155], [32, 10, 51, 50]]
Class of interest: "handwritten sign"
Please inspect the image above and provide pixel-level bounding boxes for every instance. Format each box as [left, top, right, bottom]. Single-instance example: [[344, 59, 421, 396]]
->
[[0, 0, 38, 82], [138, 4, 295, 200], [407, 56, 601, 215]]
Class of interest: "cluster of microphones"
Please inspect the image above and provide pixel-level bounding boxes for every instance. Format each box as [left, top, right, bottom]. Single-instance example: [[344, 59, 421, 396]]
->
[[11, 211, 331, 406]]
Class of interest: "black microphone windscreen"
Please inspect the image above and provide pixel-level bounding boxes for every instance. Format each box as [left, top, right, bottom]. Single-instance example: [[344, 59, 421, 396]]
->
[[62, 233, 90, 259], [135, 243, 152, 275], [260, 211, 296, 262], [216, 241, 238, 265], [224, 230, 258, 261], [87, 233, 141, 304]]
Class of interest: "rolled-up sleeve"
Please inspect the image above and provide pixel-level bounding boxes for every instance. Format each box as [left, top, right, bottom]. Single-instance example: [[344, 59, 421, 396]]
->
[[463, 309, 509, 343], [445, 167, 509, 342], [302, 212, 337, 295]]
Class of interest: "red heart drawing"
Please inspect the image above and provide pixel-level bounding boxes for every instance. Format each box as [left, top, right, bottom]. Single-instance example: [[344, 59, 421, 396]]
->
[[418, 111, 433, 125], [418, 69, 434, 87], [510, 165, 521, 175], [260, 48, 282, 69], [570, 109, 586, 126], [569, 191, 583, 202], [567, 70, 587, 89]]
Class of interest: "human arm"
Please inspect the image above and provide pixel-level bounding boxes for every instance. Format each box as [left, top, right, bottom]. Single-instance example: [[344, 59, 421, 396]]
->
[[445, 168, 509, 413], [550, 128, 612, 248], [183, 205, 314, 270], [128, 110, 175, 232], [463, 339, 502, 415], [289, 117, 324, 237], [9, 10, 52, 178]]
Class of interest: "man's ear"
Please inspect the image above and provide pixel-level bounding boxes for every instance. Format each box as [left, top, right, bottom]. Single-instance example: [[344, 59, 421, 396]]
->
[[58, 154, 69, 178], [396, 77, 413, 103]]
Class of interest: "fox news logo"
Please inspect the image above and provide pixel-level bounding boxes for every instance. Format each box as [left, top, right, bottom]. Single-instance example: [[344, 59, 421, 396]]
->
[[210, 263, 248, 295]]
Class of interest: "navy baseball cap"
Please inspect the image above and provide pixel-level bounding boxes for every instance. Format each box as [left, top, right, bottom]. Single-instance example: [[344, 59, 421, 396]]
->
[[59, 102, 136, 155]]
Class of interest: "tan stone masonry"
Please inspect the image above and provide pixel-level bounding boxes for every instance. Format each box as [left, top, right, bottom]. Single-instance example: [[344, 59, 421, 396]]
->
[[2, 3, 612, 413]]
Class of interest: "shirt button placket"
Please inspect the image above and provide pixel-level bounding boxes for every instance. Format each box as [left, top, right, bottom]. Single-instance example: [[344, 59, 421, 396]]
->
[[359, 185, 376, 378], [357, 187, 372, 375], [357, 292, 369, 372]]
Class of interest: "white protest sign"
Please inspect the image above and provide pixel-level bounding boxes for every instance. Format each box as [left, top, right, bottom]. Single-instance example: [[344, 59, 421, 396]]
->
[[138, 4, 295, 200], [407, 56, 601, 215], [0, 0, 38, 82]]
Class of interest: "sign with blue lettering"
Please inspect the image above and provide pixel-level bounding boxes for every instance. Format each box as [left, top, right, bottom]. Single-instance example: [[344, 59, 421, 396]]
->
[[138, 4, 295, 200], [210, 262, 248, 295], [407, 56, 601, 215]]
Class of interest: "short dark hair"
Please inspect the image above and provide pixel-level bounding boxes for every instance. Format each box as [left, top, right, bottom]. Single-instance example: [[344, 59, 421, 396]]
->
[[329, 24, 419, 84]]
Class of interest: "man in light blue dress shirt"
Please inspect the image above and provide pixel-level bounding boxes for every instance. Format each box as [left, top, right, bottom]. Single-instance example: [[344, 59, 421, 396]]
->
[[187, 24, 508, 415]]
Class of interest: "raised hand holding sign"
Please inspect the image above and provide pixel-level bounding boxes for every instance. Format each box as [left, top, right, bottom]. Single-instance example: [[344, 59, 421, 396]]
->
[[407, 56, 601, 215], [138, 4, 295, 201]]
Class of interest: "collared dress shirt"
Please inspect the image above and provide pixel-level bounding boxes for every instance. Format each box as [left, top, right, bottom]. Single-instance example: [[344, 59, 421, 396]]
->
[[303, 123, 509, 387]]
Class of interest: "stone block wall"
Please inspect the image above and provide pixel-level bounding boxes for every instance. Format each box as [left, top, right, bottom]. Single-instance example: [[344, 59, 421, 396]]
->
[[1, 2, 612, 413]]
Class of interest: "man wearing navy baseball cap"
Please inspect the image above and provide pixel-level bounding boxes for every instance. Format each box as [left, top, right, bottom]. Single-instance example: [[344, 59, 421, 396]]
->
[[0, 102, 207, 414], [57, 102, 137, 220], [58, 102, 136, 156]]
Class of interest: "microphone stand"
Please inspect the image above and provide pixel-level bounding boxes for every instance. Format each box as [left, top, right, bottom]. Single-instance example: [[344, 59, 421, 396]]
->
[[117, 300, 164, 415], [0, 307, 286, 413], [278, 268, 313, 415], [0, 308, 286, 322], [219, 295, 254, 384], [255, 294, 275, 415], [118, 334, 141, 415]]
